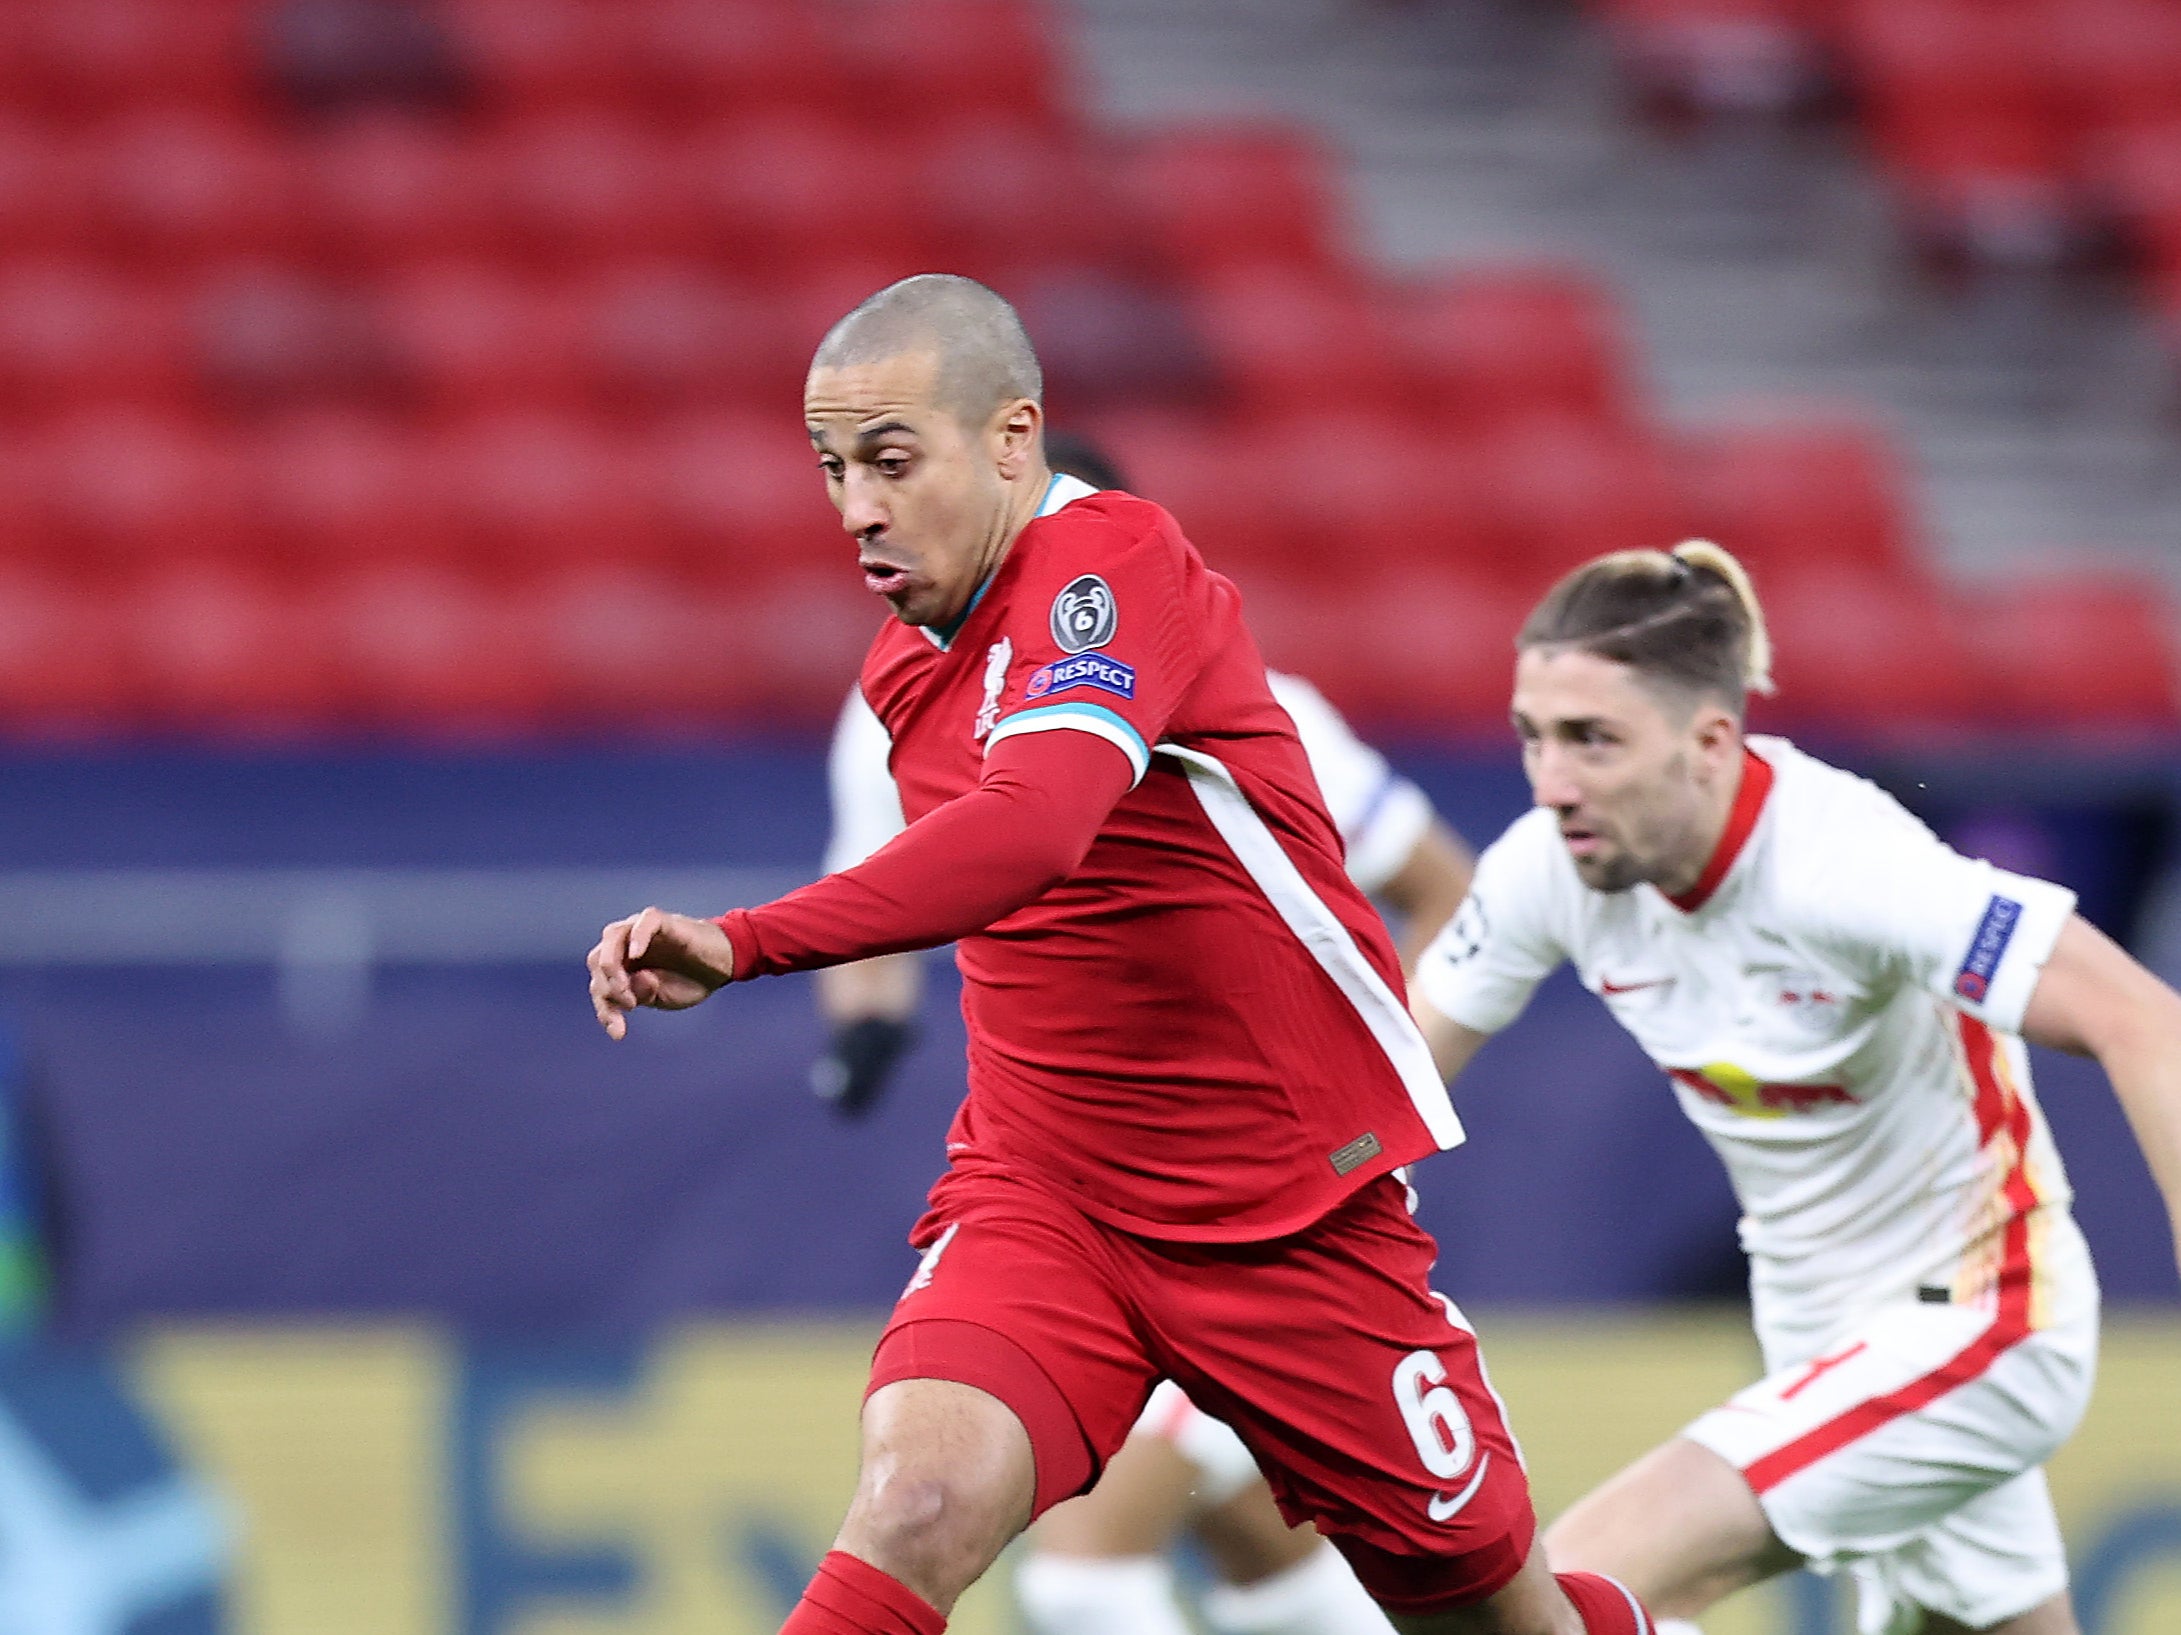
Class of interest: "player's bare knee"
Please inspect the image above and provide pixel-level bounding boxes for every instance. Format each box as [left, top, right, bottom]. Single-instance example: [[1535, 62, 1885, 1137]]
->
[[842, 1460, 1017, 1595]]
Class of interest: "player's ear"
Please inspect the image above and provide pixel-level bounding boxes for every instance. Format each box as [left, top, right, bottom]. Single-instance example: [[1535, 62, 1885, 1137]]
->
[[992, 398, 1041, 480], [1691, 701, 1740, 773]]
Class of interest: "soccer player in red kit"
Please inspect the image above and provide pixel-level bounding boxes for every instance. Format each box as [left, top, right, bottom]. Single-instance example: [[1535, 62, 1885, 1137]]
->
[[587, 276, 1652, 1635]]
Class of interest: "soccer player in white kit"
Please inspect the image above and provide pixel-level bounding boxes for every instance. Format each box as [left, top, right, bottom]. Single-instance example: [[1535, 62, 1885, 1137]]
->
[[818, 666, 1472, 1635], [1411, 541, 2181, 1635]]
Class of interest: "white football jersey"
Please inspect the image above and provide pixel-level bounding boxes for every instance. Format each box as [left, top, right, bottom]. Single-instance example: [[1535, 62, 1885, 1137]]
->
[[825, 671, 1435, 896], [1416, 735, 2087, 1356]]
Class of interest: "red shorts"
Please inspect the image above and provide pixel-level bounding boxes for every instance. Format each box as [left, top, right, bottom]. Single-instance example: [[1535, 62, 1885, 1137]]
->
[[868, 1166, 1536, 1613]]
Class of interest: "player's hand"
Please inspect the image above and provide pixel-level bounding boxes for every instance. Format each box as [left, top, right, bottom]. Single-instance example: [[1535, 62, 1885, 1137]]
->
[[588, 907, 736, 1040], [810, 1016, 918, 1118]]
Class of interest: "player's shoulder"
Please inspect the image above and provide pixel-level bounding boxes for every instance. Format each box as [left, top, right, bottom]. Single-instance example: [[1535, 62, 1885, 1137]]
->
[[1024, 487, 1195, 579], [1752, 735, 1942, 930], [1759, 736, 1932, 862], [1481, 805, 1578, 889]]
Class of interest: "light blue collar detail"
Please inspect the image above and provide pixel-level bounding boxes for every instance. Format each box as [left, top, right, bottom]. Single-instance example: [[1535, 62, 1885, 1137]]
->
[[921, 473, 1100, 650]]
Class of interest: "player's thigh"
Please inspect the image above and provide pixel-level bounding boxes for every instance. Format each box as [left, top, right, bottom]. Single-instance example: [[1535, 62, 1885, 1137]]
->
[[1684, 1302, 2094, 1571], [1545, 1435, 1801, 1619], [1137, 1179, 1537, 1614], [1032, 1428, 1201, 1559], [873, 1175, 1159, 1522]]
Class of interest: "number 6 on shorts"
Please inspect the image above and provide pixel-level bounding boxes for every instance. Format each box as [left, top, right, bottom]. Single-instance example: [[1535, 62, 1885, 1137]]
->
[[1392, 1348, 1476, 1479]]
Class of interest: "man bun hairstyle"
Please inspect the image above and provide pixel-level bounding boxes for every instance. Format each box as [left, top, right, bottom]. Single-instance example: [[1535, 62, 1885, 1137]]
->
[[1518, 539, 1776, 712]]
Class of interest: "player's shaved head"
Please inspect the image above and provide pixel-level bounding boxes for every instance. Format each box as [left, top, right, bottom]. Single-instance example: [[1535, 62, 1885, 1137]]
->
[[811, 274, 1043, 427]]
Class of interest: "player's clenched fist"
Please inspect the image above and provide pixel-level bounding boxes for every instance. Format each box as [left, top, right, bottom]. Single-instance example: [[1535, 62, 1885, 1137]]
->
[[586, 907, 736, 1039]]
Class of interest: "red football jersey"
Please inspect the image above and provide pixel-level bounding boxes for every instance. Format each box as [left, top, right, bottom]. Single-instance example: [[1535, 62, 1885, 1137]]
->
[[849, 475, 1462, 1239]]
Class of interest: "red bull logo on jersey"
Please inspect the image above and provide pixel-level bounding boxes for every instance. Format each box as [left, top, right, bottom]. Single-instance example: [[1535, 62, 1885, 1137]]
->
[[1669, 1064, 1857, 1119], [1024, 653, 1137, 703]]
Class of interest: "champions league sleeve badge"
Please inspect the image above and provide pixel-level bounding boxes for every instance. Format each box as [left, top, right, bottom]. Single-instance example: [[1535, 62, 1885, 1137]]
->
[[1050, 575, 1118, 654]]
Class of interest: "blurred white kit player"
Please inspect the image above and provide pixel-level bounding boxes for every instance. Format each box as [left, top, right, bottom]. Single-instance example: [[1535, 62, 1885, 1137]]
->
[[824, 671, 1449, 1635], [1417, 734, 2098, 1633]]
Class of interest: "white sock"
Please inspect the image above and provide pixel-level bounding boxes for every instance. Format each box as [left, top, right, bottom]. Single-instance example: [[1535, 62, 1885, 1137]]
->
[[1015, 1552, 1194, 1635], [1654, 1621, 1704, 1635], [1201, 1541, 1395, 1635]]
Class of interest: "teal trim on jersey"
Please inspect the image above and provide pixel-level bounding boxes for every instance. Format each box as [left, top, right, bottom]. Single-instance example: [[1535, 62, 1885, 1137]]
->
[[923, 475, 1080, 650], [998, 700, 1149, 761]]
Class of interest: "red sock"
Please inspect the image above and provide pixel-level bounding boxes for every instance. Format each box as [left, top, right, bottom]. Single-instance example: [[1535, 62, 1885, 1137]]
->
[[781, 1551, 947, 1635], [1556, 1571, 1654, 1635]]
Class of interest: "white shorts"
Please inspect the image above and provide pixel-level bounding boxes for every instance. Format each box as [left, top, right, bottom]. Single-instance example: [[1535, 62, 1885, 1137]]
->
[[1130, 1380, 1263, 1509], [1686, 1270, 2098, 1633]]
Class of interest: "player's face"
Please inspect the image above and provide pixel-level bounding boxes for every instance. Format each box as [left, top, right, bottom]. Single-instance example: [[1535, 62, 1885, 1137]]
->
[[1511, 647, 1734, 895], [805, 351, 1035, 630]]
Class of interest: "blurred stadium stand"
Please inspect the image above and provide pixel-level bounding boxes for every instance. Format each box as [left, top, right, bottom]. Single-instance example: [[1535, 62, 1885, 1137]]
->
[[0, 0, 2166, 737]]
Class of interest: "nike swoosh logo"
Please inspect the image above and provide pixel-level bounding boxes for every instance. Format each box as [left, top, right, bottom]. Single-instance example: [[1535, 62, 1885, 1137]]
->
[[1426, 1452, 1492, 1522], [1600, 977, 1674, 996]]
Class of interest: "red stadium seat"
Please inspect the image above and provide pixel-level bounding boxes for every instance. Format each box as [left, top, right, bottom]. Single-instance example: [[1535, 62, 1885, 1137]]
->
[[0, 564, 134, 725], [1189, 265, 1400, 414], [249, 411, 457, 569], [1250, 410, 1490, 571], [1395, 267, 1638, 434], [621, 0, 848, 123], [374, 261, 586, 412], [0, 115, 96, 257], [1083, 408, 1298, 574], [482, 114, 690, 266], [910, 121, 1128, 286], [573, 262, 804, 411], [441, 0, 631, 113], [317, 563, 547, 727], [519, 564, 751, 721], [301, 115, 497, 268], [1117, 126, 1353, 277], [1319, 570, 1533, 730], [727, 568, 888, 722], [644, 412, 838, 577], [1963, 573, 2179, 725], [0, 261, 186, 413], [1764, 565, 1982, 728], [833, 0, 1068, 131], [1470, 418, 1693, 593], [2084, 118, 2181, 273], [2040, 0, 2181, 139], [1016, 271, 1217, 410], [120, 562, 330, 727], [1842, 0, 2050, 130], [18, 0, 252, 120], [1880, 110, 2079, 266], [1675, 417, 1915, 577], [38, 410, 255, 568], [436, 411, 652, 569], [86, 110, 301, 265], [688, 113, 931, 282], [188, 262, 389, 412]]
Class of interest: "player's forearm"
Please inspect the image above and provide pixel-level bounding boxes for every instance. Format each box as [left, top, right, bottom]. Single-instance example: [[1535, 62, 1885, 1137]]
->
[[1381, 820, 1475, 977], [2093, 1021, 2181, 1272], [720, 733, 1133, 979], [817, 954, 924, 1025]]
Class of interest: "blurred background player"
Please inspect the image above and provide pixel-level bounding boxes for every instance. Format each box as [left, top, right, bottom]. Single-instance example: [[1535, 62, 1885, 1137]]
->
[[1411, 542, 2181, 1635], [814, 433, 1471, 1635]]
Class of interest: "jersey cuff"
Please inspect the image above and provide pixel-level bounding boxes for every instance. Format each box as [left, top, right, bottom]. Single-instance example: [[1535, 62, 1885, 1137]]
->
[[714, 909, 763, 982], [985, 702, 1151, 787], [1346, 777, 1434, 897], [1965, 875, 2077, 1034]]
